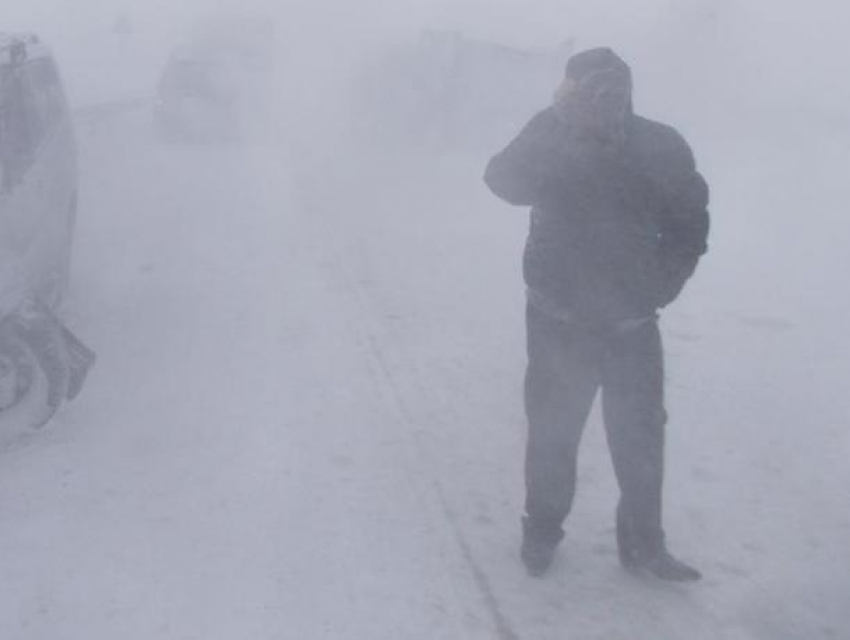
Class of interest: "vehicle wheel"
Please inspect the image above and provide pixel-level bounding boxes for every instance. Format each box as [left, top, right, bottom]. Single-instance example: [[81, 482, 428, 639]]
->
[[0, 332, 52, 431]]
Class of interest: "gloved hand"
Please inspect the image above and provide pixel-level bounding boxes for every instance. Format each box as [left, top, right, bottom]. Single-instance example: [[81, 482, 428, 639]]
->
[[553, 69, 629, 151]]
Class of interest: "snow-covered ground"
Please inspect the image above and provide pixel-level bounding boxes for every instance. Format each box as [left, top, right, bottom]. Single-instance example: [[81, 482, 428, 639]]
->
[[0, 85, 848, 640]]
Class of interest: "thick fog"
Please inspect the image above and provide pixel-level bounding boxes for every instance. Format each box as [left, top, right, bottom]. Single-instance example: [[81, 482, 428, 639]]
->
[[1, 1, 849, 639]]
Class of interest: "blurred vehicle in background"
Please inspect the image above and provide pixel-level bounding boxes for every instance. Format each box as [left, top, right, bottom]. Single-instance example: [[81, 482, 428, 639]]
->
[[154, 20, 276, 145], [355, 30, 575, 152], [154, 46, 240, 143], [0, 33, 93, 430]]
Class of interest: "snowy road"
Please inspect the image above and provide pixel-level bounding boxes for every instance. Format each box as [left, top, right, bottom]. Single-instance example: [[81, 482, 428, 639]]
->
[[0, 110, 848, 639]]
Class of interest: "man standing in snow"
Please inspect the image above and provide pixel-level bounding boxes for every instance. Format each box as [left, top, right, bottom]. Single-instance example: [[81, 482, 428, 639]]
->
[[484, 48, 709, 580]]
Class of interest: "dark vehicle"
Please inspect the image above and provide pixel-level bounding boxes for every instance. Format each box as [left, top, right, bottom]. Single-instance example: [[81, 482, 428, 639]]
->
[[0, 33, 77, 306], [154, 47, 241, 143], [0, 34, 92, 430]]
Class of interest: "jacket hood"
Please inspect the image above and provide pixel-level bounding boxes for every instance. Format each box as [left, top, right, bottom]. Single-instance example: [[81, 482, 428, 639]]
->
[[565, 48, 631, 82], [564, 47, 633, 119]]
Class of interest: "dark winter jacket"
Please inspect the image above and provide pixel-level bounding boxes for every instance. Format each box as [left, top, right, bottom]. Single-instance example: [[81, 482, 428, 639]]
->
[[484, 107, 709, 323]]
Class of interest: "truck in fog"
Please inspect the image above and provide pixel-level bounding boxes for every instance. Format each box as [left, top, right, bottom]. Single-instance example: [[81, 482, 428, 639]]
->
[[0, 33, 92, 430], [0, 33, 77, 306], [154, 19, 277, 145]]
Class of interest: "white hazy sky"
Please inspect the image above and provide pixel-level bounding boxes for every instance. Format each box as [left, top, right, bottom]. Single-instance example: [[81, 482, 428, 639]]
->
[[5, 0, 849, 141]]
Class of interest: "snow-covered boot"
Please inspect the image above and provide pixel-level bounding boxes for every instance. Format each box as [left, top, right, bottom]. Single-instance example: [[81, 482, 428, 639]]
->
[[520, 517, 564, 577], [639, 548, 702, 582], [619, 539, 701, 582], [617, 509, 700, 581]]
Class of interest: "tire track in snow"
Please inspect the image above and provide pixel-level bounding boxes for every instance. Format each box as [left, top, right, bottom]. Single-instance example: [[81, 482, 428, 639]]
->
[[288, 155, 521, 640], [355, 316, 520, 640], [348, 288, 520, 640]]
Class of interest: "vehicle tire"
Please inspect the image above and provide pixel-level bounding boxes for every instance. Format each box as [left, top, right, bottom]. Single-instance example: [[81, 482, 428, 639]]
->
[[0, 331, 53, 431]]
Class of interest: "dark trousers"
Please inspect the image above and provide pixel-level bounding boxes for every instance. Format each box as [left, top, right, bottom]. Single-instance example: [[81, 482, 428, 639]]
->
[[524, 303, 667, 554]]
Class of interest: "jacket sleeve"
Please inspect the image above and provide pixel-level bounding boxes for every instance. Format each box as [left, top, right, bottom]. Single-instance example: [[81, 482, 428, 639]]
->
[[653, 133, 710, 308], [484, 110, 575, 207]]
